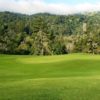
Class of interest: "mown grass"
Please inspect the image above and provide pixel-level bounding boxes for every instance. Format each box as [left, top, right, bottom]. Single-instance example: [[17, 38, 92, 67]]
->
[[0, 53, 100, 100]]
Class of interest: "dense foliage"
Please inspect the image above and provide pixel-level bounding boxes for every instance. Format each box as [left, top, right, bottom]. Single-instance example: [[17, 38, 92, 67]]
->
[[0, 11, 100, 55]]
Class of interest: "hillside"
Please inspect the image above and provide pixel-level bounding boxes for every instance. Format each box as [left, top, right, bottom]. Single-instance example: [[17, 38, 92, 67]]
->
[[0, 11, 100, 55]]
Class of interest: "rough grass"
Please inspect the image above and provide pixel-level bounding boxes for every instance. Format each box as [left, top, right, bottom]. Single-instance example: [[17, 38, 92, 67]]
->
[[0, 53, 100, 100]]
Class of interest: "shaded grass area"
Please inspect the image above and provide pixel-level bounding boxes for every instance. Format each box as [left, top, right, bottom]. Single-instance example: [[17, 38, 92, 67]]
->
[[0, 54, 100, 100]]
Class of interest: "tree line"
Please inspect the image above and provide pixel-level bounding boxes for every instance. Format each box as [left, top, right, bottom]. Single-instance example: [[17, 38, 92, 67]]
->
[[0, 11, 100, 55]]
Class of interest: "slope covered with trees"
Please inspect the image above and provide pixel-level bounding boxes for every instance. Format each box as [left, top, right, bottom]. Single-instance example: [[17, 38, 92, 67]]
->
[[0, 11, 100, 55]]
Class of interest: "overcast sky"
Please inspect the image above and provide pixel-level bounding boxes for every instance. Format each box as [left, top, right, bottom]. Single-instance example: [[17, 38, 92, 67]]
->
[[0, 0, 100, 15]]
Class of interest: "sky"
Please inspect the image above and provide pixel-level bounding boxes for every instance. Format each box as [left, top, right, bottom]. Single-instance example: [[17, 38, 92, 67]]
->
[[0, 0, 100, 15]]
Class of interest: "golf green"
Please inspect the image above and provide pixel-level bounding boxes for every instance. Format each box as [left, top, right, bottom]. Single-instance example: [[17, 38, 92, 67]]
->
[[0, 54, 100, 100]]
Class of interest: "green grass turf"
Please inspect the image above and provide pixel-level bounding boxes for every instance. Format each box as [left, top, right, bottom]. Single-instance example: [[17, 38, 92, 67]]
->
[[0, 53, 100, 100]]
